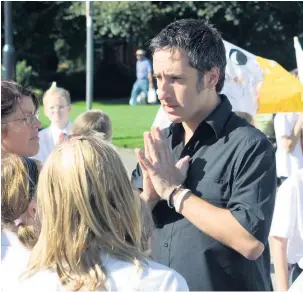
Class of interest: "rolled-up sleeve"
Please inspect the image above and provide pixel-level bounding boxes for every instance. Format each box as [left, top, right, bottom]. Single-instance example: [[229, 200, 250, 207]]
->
[[227, 138, 277, 244], [274, 114, 289, 137]]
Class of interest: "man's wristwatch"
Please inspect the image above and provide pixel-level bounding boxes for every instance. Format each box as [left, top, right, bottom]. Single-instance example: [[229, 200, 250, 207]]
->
[[167, 184, 183, 208], [174, 188, 191, 213], [167, 185, 191, 213]]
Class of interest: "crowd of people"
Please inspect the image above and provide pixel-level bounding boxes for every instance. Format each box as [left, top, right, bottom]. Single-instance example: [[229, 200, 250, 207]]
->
[[1, 80, 187, 291], [1, 18, 303, 291]]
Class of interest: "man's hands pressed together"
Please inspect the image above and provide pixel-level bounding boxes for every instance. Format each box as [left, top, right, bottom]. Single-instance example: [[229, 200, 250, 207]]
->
[[135, 127, 190, 207]]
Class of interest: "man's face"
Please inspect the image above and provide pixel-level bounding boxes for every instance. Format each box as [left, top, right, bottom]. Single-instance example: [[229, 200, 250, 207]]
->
[[153, 48, 210, 124], [136, 54, 144, 60]]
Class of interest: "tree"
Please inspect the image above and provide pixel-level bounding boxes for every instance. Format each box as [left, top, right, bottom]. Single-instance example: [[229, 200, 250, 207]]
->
[[193, 1, 303, 69], [69, 1, 302, 69], [69, 1, 156, 46], [1, 2, 85, 80], [2, 1, 302, 98]]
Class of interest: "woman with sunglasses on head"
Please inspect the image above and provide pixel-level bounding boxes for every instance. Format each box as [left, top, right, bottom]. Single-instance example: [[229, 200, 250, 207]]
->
[[1, 154, 41, 291], [22, 133, 188, 291], [1, 81, 41, 157]]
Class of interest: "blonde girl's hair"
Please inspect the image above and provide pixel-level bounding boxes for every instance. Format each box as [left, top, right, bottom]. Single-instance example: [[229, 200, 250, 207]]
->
[[71, 110, 113, 141], [43, 82, 71, 105], [28, 132, 152, 290], [1, 154, 40, 249]]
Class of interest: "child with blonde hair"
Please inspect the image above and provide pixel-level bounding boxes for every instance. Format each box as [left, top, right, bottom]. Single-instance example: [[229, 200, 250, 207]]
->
[[32, 82, 72, 164], [23, 132, 188, 291], [71, 109, 112, 141], [1, 154, 41, 291]]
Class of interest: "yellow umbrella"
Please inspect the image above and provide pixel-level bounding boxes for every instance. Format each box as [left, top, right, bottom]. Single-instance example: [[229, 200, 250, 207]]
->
[[257, 57, 303, 113]]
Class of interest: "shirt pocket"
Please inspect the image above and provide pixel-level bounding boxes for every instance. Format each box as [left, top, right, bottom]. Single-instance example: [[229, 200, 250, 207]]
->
[[194, 177, 230, 207]]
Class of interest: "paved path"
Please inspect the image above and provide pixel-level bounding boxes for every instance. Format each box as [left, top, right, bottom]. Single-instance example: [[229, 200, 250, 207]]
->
[[116, 146, 276, 289], [116, 147, 138, 178]]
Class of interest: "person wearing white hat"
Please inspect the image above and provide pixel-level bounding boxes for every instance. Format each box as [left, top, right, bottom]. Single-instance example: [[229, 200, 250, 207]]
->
[[129, 49, 154, 106]]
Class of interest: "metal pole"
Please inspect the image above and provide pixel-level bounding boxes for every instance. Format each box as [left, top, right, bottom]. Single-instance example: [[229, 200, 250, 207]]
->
[[86, 0, 94, 110], [2, 1, 15, 80]]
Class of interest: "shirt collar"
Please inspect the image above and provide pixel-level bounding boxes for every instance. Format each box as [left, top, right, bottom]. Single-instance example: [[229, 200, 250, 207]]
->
[[50, 121, 71, 135], [168, 94, 232, 140], [204, 94, 232, 139]]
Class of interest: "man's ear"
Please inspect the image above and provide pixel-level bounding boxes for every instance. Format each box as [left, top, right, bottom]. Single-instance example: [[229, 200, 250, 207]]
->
[[206, 67, 220, 90]]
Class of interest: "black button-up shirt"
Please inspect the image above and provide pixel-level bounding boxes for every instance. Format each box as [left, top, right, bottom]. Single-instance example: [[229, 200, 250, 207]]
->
[[132, 95, 276, 291]]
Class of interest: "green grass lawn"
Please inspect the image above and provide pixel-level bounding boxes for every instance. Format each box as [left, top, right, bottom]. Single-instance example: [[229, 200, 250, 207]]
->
[[38, 99, 160, 149]]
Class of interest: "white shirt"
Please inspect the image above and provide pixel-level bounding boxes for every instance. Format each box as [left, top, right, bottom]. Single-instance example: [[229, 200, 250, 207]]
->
[[1, 231, 32, 292], [152, 106, 172, 130], [270, 170, 303, 268], [288, 272, 303, 292], [32, 122, 72, 164], [20, 254, 188, 291], [274, 113, 303, 178]]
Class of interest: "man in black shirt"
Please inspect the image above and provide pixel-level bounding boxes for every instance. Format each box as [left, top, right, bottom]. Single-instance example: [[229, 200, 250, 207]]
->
[[132, 19, 276, 291]]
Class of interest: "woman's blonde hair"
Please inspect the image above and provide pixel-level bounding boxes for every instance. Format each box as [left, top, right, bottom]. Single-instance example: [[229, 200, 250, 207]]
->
[[71, 110, 113, 141], [28, 132, 152, 290], [43, 82, 71, 105], [1, 154, 40, 249]]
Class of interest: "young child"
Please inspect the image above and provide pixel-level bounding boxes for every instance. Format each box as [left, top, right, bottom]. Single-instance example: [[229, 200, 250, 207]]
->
[[1, 154, 41, 291], [70, 109, 112, 141], [21, 133, 188, 291], [32, 82, 72, 164]]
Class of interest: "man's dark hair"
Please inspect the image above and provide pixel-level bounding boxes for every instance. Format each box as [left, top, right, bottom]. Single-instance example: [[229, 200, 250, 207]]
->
[[149, 19, 226, 92]]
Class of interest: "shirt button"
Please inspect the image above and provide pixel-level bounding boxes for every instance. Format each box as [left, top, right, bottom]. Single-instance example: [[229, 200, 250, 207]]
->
[[164, 243, 168, 247]]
